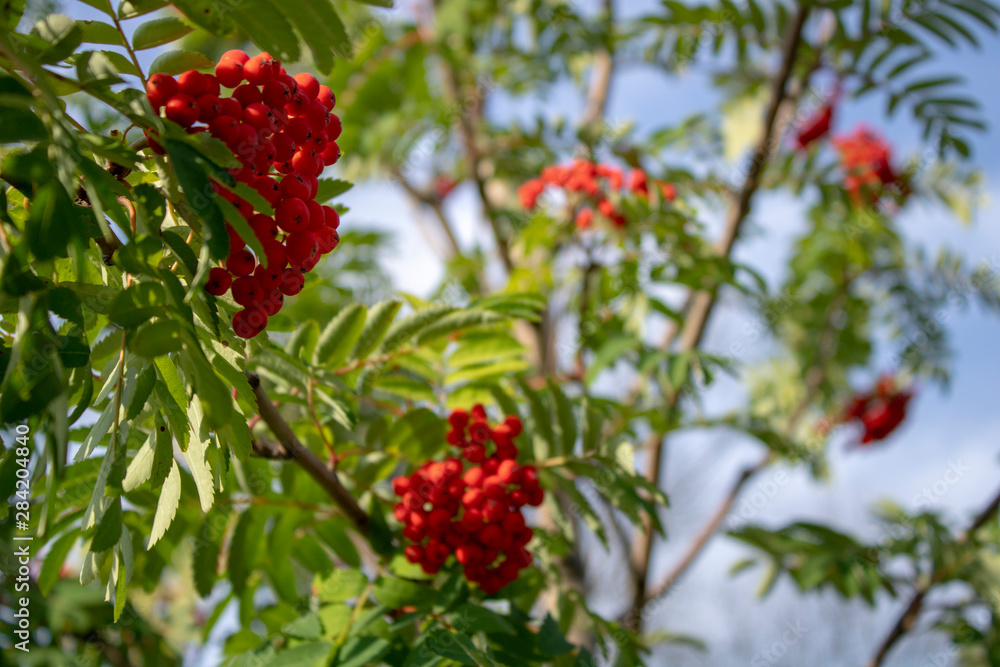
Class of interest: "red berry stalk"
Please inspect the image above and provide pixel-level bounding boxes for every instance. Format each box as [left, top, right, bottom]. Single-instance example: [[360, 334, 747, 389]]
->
[[147, 50, 344, 339], [392, 406, 543, 594]]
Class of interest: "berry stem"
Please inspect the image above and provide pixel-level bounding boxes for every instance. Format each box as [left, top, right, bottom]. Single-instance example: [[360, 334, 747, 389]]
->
[[113, 13, 147, 88]]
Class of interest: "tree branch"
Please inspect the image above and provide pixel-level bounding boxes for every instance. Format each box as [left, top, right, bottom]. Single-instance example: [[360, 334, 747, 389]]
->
[[580, 0, 615, 129], [867, 484, 1000, 667], [246, 372, 369, 533], [626, 3, 813, 630]]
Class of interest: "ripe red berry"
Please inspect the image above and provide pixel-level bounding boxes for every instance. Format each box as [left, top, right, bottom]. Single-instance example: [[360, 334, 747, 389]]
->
[[243, 102, 276, 133], [225, 249, 256, 276], [291, 149, 321, 177], [271, 132, 296, 161], [197, 93, 222, 122], [146, 73, 178, 109], [326, 114, 342, 141], [205, 267, 232, 295], [216, 54, 246, 88], [293, 73, 320, 101], [243, 53, 276, 85], [285, 117, 311, 144], [232, 83, 262, 107], [251, 176, 281, 206], [316, 84, 335, 110], [280, 267, 305, 295], [164, 94, 199, 127], [279, 173, 310, 200], [319, 142, 341, 166], [261, 79, 291, 108], [497, 460, 521, 484], [404, 545, 424, 564], [260, 289, 284, 316], [231, 276, 263, 306], [463, 444, 486, 463], [322, 206, 340, 230], [284, 231, 318, 263], [177, 70, 209, 98], [305, 200, 326, 232], [275, 198, 310, 232], [232, 305, 267, 338], [219, 96, 243, 120], [254, 264, 283, 291], [263, 241, 288, 270]]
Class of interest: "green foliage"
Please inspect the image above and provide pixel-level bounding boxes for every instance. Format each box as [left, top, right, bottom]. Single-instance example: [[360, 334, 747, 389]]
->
[[1, 1, 1000, 665]]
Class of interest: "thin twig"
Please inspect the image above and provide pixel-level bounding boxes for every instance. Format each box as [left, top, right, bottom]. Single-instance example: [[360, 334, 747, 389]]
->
[[246, 372, 369, 533], [866, 484, 1000, 667], [626, 4, 813, 630]]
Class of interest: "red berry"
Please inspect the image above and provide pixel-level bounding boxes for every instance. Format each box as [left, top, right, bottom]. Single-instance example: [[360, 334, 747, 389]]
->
[[177, 70, 208, 98], [219, 96, 242, 119], [216, 57, 246, 88], [232, 84, 262, 107], [316, 84, 335, 110], [326, 114, 342, 141], [480, 525, 503, 548], [220, 49, 249, 65], [497, 460, 521, 485], [272, 132, 296, 161], [305, 200, 326, 232], [254, 264, 282, 291], [260, 289, 284, 316], [232, 305, 267, 338], [231, 276, 263, 306], [461, 509, 484, 533], [462, 488, 485, 509], [455, 544, 483, 566], [243, 53, 276, 85], [463, 466, 485, 488], [225, 249, 256, 276], [251, 176, 281, 206], [319, 142, 341, 166], [263, 241, 288, 269], [243, 102, 276, 133], [279, 173, 310, 200], [275, 198, 310, 232], [291, 149, 321, 177], [164, 94, 199, 127], [502, 512, 526, 534], [293, 73, 320, 100], [196, 93, 222, 122], [280, 267, 305, 295], [146, 73, 178, 109], [284, 231, 318, 263], [393, 477, 411, 496], [322, 206, 340, 230], [463, 444, 486, 463], [205, 267, 232, 295], [285, 116, 311, 144], [404, 545, 424, 564], [303, 102, 329, 133], [261, 79, 291, 108]]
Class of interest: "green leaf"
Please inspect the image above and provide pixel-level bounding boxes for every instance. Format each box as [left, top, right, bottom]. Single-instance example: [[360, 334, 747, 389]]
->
[[132, 17, 193, 50], [148, 461, 181, 547], [108, 282, 169, 328], [228, 507, 265, 594], [351, 300, 401, 360], [314, 303, 367, 367], [313, 568, 367, 603], [131, 320, 184, 358], [117, 0, 166, 18], [91, 497, 122, 552], [282, 612, 323, 640], [584, 335, 639, 385], [26, 182, 88, 260], [149, 49, 215, 76], [267, 642, 333, 666], [218, 0, 299, 63], [164, 139, 229, 259], [385, 408, 446, 462], [447, 603, 515, 635], [193, 505, 230, 596], [0, 107, 47, 144], [314, 178, 353, 201], [336, 637, 389, 667], [273, 0, 353, 75], [538, 614, 574, 656], [32, 14, 84, 64], [38, 529, 79, 594], [170, 0, 234, 35], [372, 575, 439, 608], [184, 396, 216, 510], [76, 20, 124, 46]]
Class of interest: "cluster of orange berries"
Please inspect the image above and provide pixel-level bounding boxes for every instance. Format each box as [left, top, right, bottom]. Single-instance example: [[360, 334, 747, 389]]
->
[[146, 51, 343, 338], [833, 126, 907, 206], [392, 406, 543, 594], [518, 160, 675, 229]]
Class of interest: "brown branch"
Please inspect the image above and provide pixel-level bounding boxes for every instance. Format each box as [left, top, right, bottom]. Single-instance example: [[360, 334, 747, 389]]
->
[[867, 484, 1000, 667], [580, 0, 615, 129], [246, 372, 369, 533], [626, 4, 813, 630]]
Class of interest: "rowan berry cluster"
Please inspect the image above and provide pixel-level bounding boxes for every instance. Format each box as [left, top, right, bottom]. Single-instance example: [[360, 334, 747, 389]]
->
[[518, 159, 675, 230], [833, 126, 907, 206], [843, 376, 913, 445], [145, 50, 343, 339], [795, 103, 834, 149], [392, 406, 543, 594]]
